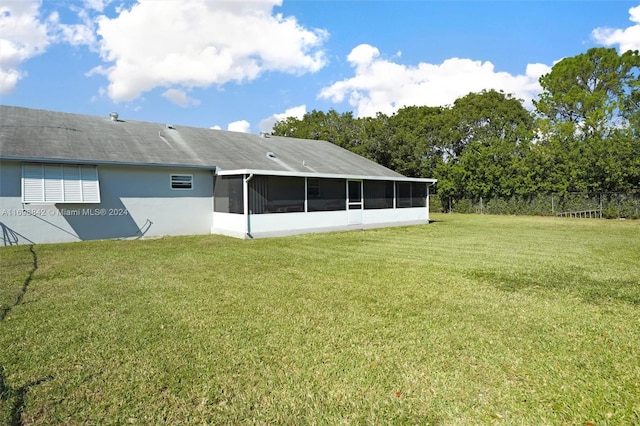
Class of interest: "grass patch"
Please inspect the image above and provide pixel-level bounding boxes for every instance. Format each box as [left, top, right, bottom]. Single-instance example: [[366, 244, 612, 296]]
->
[[1, 214, 639, 424]]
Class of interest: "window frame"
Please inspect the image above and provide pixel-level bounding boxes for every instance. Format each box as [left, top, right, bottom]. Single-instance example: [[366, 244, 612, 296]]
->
[[170, 174, 194, 190], [22, 163, 101, 204]]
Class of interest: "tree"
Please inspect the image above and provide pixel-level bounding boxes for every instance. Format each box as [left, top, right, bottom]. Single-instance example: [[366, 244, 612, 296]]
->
[[445, 90, 534, 159], [435, 90, 535, 199], [272, 106, 448, 177], [535, 47, 640, 140], [358, 113, 394, 169], [384, 106, 448, 177], [272, 109, 363, 150], [534, 47, 640, 193]]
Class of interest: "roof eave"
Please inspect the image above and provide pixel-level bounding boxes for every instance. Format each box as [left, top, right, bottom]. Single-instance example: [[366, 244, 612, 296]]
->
[[215, 168, 437, 183], [0, 155, 218, 171]]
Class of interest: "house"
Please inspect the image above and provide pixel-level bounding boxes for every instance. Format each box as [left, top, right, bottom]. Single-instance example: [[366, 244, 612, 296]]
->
[[0, 105, 436, 245]]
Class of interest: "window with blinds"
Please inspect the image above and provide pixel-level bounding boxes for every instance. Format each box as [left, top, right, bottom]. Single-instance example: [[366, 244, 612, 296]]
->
[[22, 163, 101, 203], [170, 174, 193, 190]]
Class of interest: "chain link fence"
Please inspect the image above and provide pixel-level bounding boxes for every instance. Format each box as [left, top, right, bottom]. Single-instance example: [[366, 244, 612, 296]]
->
[[430, 192, 640, 219]]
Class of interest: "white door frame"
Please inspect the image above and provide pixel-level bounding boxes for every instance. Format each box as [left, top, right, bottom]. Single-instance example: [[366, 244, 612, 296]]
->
[[347, 179, 363, 225]]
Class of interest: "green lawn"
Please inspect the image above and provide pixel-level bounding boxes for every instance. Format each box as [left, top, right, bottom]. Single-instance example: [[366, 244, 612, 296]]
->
[[1, 213, 639, 425]]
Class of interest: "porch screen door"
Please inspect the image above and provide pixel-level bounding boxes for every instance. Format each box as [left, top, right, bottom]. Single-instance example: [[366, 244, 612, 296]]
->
[[347, 180, 363, 225]]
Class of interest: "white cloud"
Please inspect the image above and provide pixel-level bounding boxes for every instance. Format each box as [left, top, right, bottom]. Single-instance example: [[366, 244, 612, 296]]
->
[[319, 44, 551, 117], [82, 0, 111, 13], [161, 88, 200, 107], [92, 0, 328, 102], [592, 5, 640, 52], [49, 8, 97, 48], [0, 0, 50, 94], [0, 0, 107, 94], [259, 104, 307, 133], [227, 120, 251, 133]]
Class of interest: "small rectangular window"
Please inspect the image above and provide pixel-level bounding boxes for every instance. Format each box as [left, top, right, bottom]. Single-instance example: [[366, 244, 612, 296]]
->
[[171, 174, 193, 190]]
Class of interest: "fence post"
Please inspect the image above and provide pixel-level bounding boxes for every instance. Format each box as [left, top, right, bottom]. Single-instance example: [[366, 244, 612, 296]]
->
[[599, 193, 603, 218]]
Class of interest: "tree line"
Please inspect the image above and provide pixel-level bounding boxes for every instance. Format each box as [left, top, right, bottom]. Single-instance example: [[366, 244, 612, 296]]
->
[[272, 48, 640, 201]]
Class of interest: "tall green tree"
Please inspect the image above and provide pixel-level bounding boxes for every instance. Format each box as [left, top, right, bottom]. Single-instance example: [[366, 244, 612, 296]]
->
[[535, 47, 640, 140], [445, 90, 534, 159], [384, 106, 448, 177], [358, 113, 394, 169], [435, 90, 535, 199], [534, 47, 640, 193]]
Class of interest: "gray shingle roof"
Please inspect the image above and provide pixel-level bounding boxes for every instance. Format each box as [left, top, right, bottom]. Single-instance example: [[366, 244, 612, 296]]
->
[[0, 105, 412, 179]]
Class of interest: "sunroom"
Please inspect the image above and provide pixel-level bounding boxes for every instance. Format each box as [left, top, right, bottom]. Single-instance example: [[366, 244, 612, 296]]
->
[[211, 169, 436, 239]]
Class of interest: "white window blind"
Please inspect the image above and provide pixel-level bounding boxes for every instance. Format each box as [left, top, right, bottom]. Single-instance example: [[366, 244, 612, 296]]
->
[[22, 163, 101, 203]]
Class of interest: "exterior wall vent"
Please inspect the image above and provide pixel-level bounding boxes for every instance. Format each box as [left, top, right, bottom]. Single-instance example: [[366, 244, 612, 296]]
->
[[109, 112, 119, 121]]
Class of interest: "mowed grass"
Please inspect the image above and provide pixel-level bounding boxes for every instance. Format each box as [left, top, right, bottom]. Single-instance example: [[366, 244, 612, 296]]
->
[[1, 214, 639, 425]]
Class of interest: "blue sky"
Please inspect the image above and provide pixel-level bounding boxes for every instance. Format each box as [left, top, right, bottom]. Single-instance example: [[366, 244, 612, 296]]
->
[[1, 1, 640, 134]]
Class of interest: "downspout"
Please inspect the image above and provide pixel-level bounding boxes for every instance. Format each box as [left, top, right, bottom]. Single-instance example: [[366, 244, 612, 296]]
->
[[244, 174, 254, 238], [211, 169, 216, 234], [426, 182, 431, 222]]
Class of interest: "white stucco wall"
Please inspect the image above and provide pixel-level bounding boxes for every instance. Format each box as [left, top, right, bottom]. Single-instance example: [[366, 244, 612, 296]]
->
[[211, 212, 247, 238], [0, 161, 214, 245], [363, 206, 429, 225], [212, 206, 429, 239]]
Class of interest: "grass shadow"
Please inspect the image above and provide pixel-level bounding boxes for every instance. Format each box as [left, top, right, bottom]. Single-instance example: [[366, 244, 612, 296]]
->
[[469, 267, 640, 305], [0, 245, 54, 425], [0, 245, 38, 322], [8, 376, 53, 426]]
